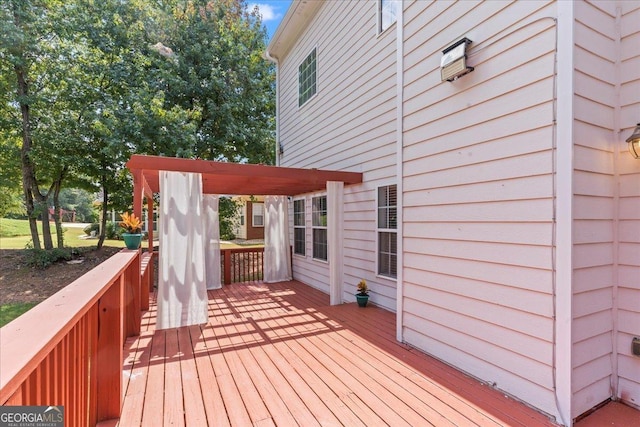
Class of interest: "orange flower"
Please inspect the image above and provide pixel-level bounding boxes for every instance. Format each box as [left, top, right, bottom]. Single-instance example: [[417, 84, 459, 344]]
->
[[120, 212, 142, 233]]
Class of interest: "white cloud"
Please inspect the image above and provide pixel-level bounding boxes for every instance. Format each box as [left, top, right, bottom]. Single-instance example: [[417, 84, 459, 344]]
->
[[249, 3, 280, 22]]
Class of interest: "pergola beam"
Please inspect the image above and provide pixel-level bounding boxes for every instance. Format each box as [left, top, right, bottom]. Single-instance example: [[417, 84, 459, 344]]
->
[[126, 155, 363, 196]]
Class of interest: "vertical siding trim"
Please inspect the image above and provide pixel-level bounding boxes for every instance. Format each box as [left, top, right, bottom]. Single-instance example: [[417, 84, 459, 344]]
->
[[395, 1, 404, 342], [611, 4, 622, 400], [265, 52, 281, 166], [556, 2, 574, 425]]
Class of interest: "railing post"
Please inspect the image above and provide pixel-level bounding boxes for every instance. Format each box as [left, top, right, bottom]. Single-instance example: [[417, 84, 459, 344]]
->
[[95, 275, 124, 422], [124, 251, 141, 338], [223, 249, 231, 285]]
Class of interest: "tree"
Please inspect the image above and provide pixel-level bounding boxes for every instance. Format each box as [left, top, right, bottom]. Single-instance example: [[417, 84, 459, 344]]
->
[[155, 0, 276, 164], [0, 0, 67, 249], [1, 0, 276, 252]]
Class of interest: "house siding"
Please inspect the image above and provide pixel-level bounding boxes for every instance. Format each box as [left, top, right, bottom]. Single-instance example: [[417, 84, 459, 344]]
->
[[271, 0, 640, 421], [572, 1, 616, 416], [278, 0, 398, 310], [571, 1, 640, 415], [617, 0, 640, 410], [401, 0, 558, 417]]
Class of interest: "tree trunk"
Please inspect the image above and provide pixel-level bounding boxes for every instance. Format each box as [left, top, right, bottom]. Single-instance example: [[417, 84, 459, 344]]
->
[[16, 63, 42, 250], [37, 193, 54, 250], [52, 169, 67, 248], [97, 178, 107, 249]]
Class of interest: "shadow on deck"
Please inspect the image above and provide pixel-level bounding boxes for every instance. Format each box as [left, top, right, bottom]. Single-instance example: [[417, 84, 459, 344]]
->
[[119, 280, 572, 427]]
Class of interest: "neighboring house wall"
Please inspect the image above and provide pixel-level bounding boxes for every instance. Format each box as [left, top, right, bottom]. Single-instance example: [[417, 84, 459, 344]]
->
[[278, 0, 398, 310], [233, 204, 247, 239], [617, 1, 640, 409], [401, 0, 558, 416], [246, 201, 264, 240]]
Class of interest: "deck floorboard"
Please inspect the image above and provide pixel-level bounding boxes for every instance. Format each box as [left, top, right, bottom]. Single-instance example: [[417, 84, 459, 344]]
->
[[116, 279, 633, 426]]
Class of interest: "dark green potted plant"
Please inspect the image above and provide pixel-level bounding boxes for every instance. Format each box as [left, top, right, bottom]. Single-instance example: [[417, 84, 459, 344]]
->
[[120, 212, 143, 250], [355, 279, 369, 307]]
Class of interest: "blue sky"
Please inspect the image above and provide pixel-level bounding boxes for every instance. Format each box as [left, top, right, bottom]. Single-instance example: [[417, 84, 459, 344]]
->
[[248, 1, 294, 41]]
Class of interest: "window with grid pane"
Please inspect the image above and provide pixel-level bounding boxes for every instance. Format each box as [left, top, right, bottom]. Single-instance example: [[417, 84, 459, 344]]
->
[[293, 199, 305, 256], [378, 185, 397, 278], [252, 203, 264, 227], [312, 196, 327, 261], [298, 48, 317, 107]]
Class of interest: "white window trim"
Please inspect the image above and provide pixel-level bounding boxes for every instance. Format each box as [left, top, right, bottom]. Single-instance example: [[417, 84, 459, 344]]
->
[[252, 202, 264, 228], [298, 46, 318, 109], [376, 184, 397, 280], [312, 194, 328, 262], [293, 198, 306, 257]]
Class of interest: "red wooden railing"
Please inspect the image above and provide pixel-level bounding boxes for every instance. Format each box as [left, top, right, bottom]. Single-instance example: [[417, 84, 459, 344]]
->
[[221, 247, 264, 284], [0, 249, 141, 427]]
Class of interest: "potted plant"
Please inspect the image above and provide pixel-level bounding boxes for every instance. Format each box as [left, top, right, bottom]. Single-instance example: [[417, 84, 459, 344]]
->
[[120, 212, 143, 250], [355, 279, 369, 307]]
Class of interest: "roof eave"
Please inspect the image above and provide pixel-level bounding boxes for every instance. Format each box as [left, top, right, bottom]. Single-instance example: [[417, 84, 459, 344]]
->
[[265, 0, 322, 61]]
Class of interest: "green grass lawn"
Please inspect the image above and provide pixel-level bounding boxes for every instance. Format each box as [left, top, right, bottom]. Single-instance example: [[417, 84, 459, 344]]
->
[[0, 217, 35, 237], [0, 218, 126, 249], [0, 303, 38, 327]]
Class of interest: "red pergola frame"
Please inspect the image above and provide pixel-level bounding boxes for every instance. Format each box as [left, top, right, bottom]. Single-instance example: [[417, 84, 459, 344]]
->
[[125, 154, 363, 253]]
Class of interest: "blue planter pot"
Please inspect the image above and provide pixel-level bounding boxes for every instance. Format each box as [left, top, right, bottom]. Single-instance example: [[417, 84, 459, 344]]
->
[[356, 294, 369, 307], [122, 233, 142, 250]]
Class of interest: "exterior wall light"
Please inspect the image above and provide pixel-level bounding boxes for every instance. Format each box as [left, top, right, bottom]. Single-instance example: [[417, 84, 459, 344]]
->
[[626, 123, 640, 159], [441, 37, 474, 82]]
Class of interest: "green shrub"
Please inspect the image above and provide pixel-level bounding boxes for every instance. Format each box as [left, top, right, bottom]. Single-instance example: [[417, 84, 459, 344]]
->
[[83, 223, 100, 236], [105, 221, 121, 240], [25, 248, 73, 268]]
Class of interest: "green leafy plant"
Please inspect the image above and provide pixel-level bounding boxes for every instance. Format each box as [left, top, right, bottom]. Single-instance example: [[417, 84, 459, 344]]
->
[[25, 248, 73, 268], [119, 212, 142, 233], [356, 279, 369, 296], [83, 223, 100, 236]]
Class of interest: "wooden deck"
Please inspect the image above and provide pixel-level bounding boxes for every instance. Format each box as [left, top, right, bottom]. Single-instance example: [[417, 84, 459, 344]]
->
[[117, 280, 633, 426]]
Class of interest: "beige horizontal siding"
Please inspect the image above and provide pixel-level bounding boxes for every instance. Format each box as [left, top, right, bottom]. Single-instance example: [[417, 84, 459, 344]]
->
[[400, 0, 559, 418], [278, 0, 398, 311], [570, 0, 638, 416]]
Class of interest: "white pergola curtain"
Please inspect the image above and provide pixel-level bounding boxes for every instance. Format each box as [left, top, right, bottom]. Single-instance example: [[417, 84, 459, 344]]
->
[[263, 195, 292, 283], [203, 194, 222, 290], [157, 171, 208, 330]]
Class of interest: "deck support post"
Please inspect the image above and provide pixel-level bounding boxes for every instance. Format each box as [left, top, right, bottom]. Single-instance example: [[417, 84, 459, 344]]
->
[[95, 275, 124, 422]]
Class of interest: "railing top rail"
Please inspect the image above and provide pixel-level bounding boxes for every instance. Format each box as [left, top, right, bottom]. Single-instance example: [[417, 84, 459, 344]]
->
[[0, 249, 139, 402], [221, 247, 264, 254]]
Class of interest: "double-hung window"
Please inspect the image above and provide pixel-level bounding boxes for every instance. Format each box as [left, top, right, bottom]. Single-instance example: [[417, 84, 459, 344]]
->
[[298, 48, 317, 107], [293, 199, 306, 256], [378, 185, 397, 278], [312, 196, 327, 261], [379, 0, 399, 33], [252, 203, 264, 227]]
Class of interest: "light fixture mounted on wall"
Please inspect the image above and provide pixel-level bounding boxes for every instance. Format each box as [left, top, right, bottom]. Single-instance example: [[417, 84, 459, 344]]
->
[[441, 37, 474, 82], [626, 123, 640, 159]]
